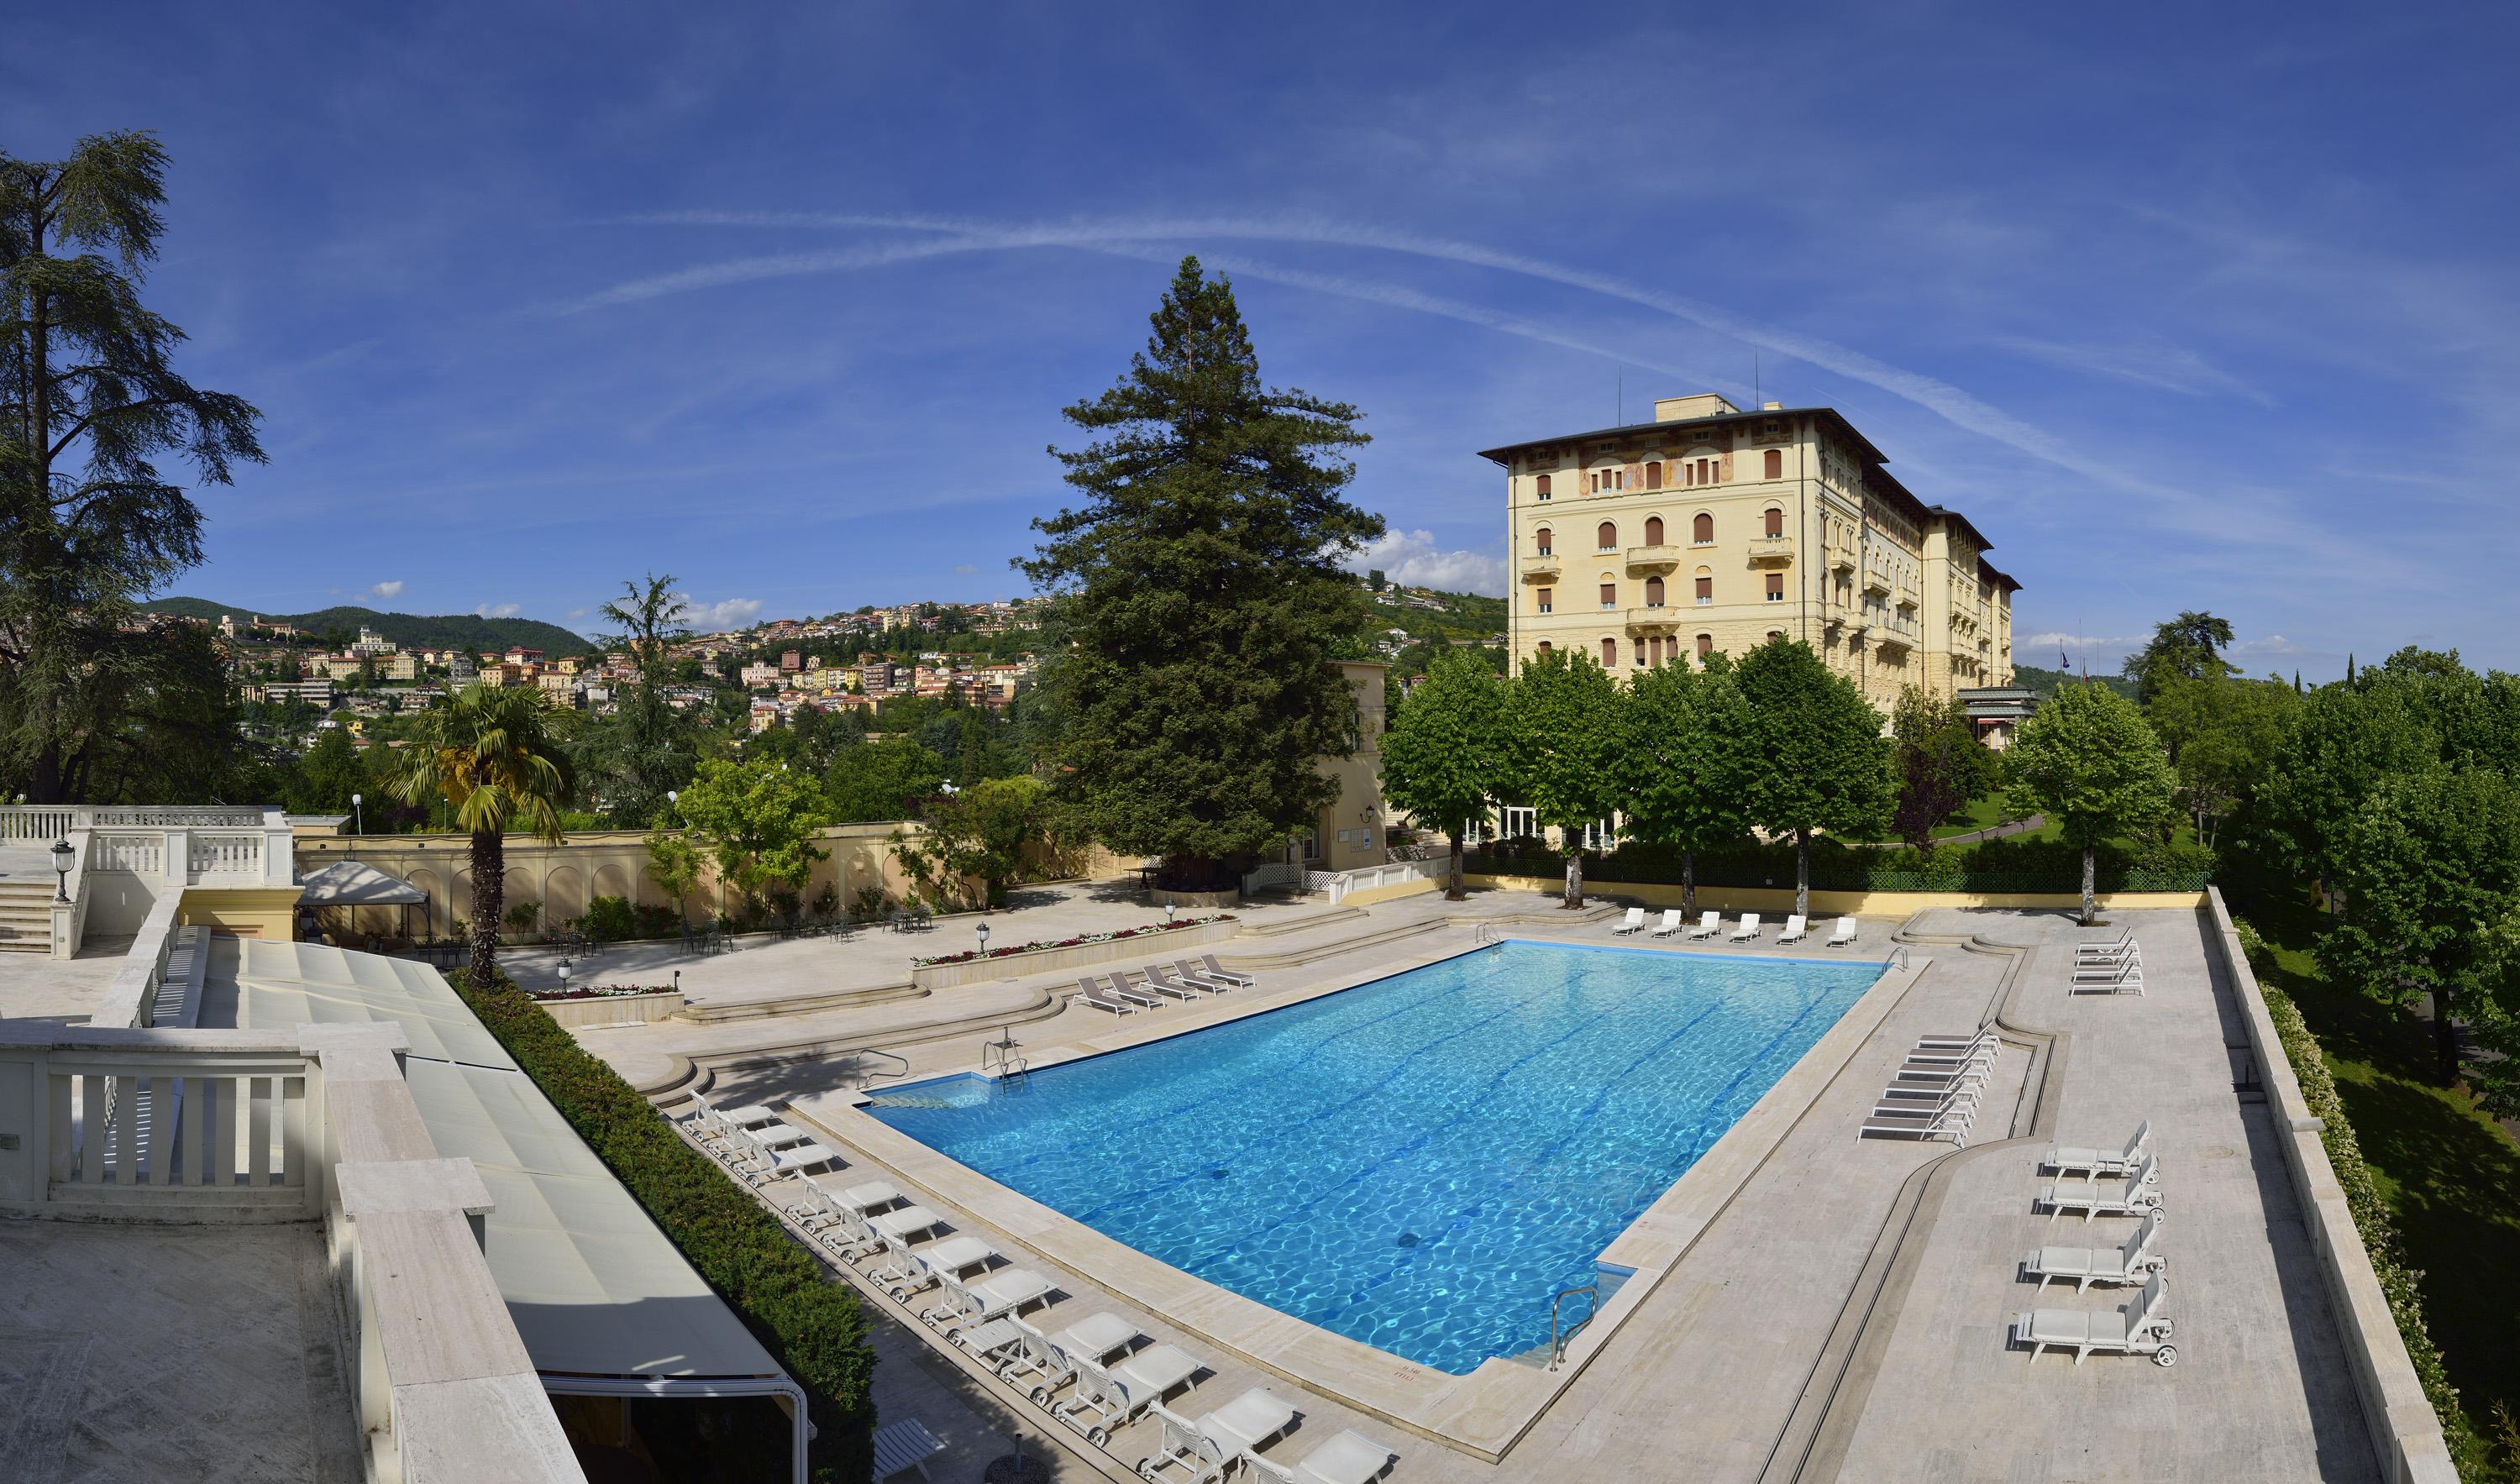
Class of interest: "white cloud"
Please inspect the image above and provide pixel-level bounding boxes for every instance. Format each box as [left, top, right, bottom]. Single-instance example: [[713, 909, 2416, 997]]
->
[[675, 595, 762, 630], [1343, 528, 1506, 596], [369, 579, 405, 600], [567, 607, 590, 620], [953, 563, 979, 575], [475, 601, 522, 619]]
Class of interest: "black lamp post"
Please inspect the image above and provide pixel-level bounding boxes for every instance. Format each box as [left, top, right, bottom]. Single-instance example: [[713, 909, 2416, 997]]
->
[[50, 837, 73, 905]]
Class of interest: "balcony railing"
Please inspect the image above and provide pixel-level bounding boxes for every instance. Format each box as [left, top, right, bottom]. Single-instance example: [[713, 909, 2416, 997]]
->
[[1522, 555, 1561, 581], [1747, 537, 1793, 566], [1624, 544, 1680, 573], [1625, 606, 1683, 632]]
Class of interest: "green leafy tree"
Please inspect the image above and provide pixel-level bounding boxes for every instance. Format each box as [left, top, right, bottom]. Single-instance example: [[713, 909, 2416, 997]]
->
[[826, 736, 948, 823], [2122, 610, 2234, 703], [2004, 681, 2176, 923], [290, 727, 366, 815], [1378, 651, 1504, 900], [1021, 257, 1382, 889], [1889, 685, 1999, 846], [2147, 673, 2298, 851], [1499, 648, 1625, 908], [0, 131, 265, 801], [1734, 639, 1894, 918], [675, 756, 832, 912], [384, 684, 576, 984], [2320, 764, 2520, 1087], [643, 825, 704, 925], [892, 774, 1058, 910], [1620, 660, 1758, 917], [2251, 681, 2439, 892], [589, 571, 701, 826]]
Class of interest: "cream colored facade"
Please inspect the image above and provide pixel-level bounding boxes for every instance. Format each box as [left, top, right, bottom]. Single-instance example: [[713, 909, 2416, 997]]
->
[[1483, 393, 2015, 709]]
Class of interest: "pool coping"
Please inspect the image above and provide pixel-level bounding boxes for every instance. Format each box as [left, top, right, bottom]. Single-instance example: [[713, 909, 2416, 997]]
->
[[788, 934, 1932, 1464]]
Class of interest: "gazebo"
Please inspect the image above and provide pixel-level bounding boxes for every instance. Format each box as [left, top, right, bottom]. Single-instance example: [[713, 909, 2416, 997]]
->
[[297, 859, 428, 945]]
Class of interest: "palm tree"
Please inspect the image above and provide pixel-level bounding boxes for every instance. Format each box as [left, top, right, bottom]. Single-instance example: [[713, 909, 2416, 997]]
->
[[386, 684, 575, 986]]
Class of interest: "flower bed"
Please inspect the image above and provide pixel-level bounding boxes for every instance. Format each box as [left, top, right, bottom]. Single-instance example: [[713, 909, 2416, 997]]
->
[[912, 915, 1233, 968], [528, 983, 676, 1002], [528, 983, 687, 1028]]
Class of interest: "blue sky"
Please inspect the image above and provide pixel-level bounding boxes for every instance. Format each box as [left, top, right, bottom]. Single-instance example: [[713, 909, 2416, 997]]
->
[[9, 2, 2518, 675]]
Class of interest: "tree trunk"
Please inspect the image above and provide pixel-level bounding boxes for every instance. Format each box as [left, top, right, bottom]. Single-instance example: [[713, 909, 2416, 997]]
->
[[470, 829, 504, 987], [1446, 832, 1466, 901], [1794, 828, 1810, 920], [2080, 844, 2097, 926], [2434, 986, 2460, 1087], [1563, 847, 1583, 909], [1682, 850, 1696, 920]]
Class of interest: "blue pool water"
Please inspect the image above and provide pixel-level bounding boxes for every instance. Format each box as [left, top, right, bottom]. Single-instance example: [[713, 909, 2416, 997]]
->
[[866, 941, 1882, 1373]]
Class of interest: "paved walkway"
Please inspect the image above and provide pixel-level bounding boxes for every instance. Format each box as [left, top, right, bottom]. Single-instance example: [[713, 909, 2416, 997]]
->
[[0, 936, 130, 1024]]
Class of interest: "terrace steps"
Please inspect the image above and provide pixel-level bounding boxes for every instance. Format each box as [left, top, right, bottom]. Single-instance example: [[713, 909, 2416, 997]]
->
[[0, 877, 53, 952]]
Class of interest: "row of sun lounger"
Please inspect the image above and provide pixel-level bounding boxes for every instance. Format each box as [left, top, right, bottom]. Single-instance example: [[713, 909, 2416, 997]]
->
[[2070, 928, 2145, 995], [1859, 1026, 2000, 1146], [1611, 907, 1861, 947], [2014, 1121, 2176, 1365], [1075, 955, 1257, 1015]]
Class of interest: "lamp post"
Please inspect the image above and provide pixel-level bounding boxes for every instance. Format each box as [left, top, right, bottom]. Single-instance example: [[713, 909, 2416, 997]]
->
[[351, 792, 363, 836], [1165, 902, 1177, 926], [557, 957, 572, 997], [50, 837, 74, 905], [976, 922, 990, 957]]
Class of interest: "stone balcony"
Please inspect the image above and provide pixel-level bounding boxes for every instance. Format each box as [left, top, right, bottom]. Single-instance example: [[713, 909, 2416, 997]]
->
[[1746, 536, 1794, 567], [1623, 543, 1680, 574], [1521, 554, 1561, 581]]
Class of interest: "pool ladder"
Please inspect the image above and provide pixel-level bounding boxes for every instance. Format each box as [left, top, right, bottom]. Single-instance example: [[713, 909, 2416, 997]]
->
[[1473, 925, 1504, 948], [1547, 1283, 1599, 1370], [981, 1026, 1029, 1085]]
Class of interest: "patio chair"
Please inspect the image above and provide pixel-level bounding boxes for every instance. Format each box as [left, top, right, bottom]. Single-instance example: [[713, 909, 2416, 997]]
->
[[1729, 912, 1762, 942], [1684, 910, 1722, 940], [1252, 1429, 1400, 1484], [2010, 1274, 2176, 1366], [1056, 1341, 1204, 1446], [1826, 917, 1859, 947], [1197, 954, 1256, 988], [1076, 977, 1140, 1015], [1777, 914, 1810, 943], [1611, 906, 1647, 936], [2041, 1120, 2152, 1185], [871, 1417, 948, 1481], [2039, 1155, 2164, 1223], [2024, 1210, 2166, 1293], [995, 1310, 1144, 1403], [1649, 909, 1685, 937], [1140, 1387, 1299, 1483]]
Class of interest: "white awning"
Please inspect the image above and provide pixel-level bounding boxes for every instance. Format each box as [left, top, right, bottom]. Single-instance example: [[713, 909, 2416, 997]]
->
[[297, 860, 429, 908]]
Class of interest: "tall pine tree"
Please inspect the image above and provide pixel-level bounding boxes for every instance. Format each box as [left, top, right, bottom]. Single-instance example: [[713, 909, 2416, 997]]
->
[[1022, 258, 1381, 886]]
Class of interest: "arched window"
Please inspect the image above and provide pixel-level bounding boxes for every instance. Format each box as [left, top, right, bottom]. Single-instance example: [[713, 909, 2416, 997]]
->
[[1645, 461, 1663, 490], [1535, 473, 1552, 501], [1600, 637, 1617, 667], [1599, 580, 1617, 609], [1693, 511, 1714, 543], [1645, 575, 1666, 606], [1696, 632, 1714, 658], [1644, 516, 1665, 546], [1763, 448, 1782, 480], [1536, 641, 1553, 656], [1693, 569, 1714, 605], [1767, 630, 1786, 642], [1535, 527, 1553, 556], [1596, 521, 1618, 552], [1764, 506, 1785, 537]]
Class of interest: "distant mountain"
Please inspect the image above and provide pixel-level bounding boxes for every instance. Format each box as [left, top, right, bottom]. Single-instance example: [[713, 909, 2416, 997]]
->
[[1369, 585, 1507, 643], [143, 597, 593, 655], [2010, 663, 2138, 701]]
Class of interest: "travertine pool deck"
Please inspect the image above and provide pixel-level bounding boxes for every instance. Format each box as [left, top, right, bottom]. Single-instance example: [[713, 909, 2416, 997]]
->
[[631, 895, 2381, 1481]]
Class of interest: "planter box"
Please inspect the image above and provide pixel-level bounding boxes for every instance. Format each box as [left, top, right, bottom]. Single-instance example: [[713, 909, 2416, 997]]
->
[[911, 917, 1236, 990], [534, 991, 686, 1029]]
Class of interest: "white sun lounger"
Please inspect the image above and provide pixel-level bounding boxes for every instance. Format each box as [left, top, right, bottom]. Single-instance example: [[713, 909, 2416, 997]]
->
[[2011, 1274, 2176, 1366], [1101, 973, 1168, 1009], [2070, 963, 2145, 996], [995, 1311, 1143, 1403], [2042, 1120, 2152, 1184], [871, 1417, 948, 1482], [1171, 959, 1236, 991], [877, 1234, 1000, 1301], [1611, 907, 1646, 936], [1777, 914, 1810, 943], [2040, 1155, 2163, 1222], [801, 1200, 884, 1261], [1684, 910, 1722, 939], [1057, 1341, 1203, 1445], [815, 1177, 903, 1217], [1826, 917, 1859, 947], [924, 1266, 1055, 1336], [1134, 967, 1203, 1001], [1142, 1387, 1302, 1482], [1859, 1106, 1975, 1146], [1077, 977, 1140, 1015], [1916, 1027, 1998, 1051], [2072, 952, 2142, 980], [1730, 913, 1762, 942], [1198, 955, 1256, 988], [2025, 1210, 2166, 1293], [1253, 1429, 1401, 1484], [1650, 909, 1684, 937]]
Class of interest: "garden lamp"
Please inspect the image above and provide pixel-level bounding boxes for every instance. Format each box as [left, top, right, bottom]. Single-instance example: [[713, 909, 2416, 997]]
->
[[557, 957, 571, 995], [50, 837, 74, 904], [1166, 903, 1178, 926], [977, 922, 990, 955], [351, 792, 363, 835]]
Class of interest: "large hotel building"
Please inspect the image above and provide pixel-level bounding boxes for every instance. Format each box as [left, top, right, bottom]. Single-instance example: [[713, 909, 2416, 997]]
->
[[1480, 392, 2016, 707]]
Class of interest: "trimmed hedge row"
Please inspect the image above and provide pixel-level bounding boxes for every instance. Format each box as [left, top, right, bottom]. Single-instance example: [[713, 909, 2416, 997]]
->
[[449, 969, 876, 1484], [1467, 834, 2215, 894], [2231, 920, 2477, 1474]]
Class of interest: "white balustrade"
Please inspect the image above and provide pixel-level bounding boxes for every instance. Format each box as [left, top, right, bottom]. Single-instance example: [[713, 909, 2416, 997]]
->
[[186, 829, 265, 880], [46, 1052, 310, 1200], [89, 831, 165, 876]]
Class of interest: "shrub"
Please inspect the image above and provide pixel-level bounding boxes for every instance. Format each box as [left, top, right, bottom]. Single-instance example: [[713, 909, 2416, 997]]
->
[[447, 969, 876, 1483], [1464, 833, 2215, 894]]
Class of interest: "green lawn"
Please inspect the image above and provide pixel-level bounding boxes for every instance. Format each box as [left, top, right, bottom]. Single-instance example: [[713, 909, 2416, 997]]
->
[[1927, 790, 2050, 840], [2234, 886, 2520, 1476]]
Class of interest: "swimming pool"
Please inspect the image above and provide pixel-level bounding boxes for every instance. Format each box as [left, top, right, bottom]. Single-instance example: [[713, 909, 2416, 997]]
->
[[865, 941, 1884, 1373]]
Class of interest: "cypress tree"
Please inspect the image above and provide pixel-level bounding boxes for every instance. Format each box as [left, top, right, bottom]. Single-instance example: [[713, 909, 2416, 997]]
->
[[1022, 258, 1382, 887]]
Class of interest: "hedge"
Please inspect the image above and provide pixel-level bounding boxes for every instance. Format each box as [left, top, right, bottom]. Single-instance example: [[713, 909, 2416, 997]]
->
[[1465, 834, 2215, 894], [2231, 920, 2478, 1475], [449, 969, 876, 1484]]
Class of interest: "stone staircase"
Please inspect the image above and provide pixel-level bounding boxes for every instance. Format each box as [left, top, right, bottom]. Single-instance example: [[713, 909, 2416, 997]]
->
[[0, 877, 54, 952]]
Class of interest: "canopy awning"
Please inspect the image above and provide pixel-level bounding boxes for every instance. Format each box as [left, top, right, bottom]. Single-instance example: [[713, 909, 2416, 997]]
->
[[297, 860, 428, 907]]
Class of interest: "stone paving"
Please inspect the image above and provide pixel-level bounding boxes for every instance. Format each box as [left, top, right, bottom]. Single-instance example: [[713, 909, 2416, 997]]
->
[[0, 937, 131, 1024], [0, 1219, 361, 1483], [639, 894, 2387, 1482]]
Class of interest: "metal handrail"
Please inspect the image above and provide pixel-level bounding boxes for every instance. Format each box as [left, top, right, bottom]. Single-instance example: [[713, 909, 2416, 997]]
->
[[1887, 945, 1910, 971], [979, 1026, 1028, 1083], [1549, 1283, 1599, 1369]]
